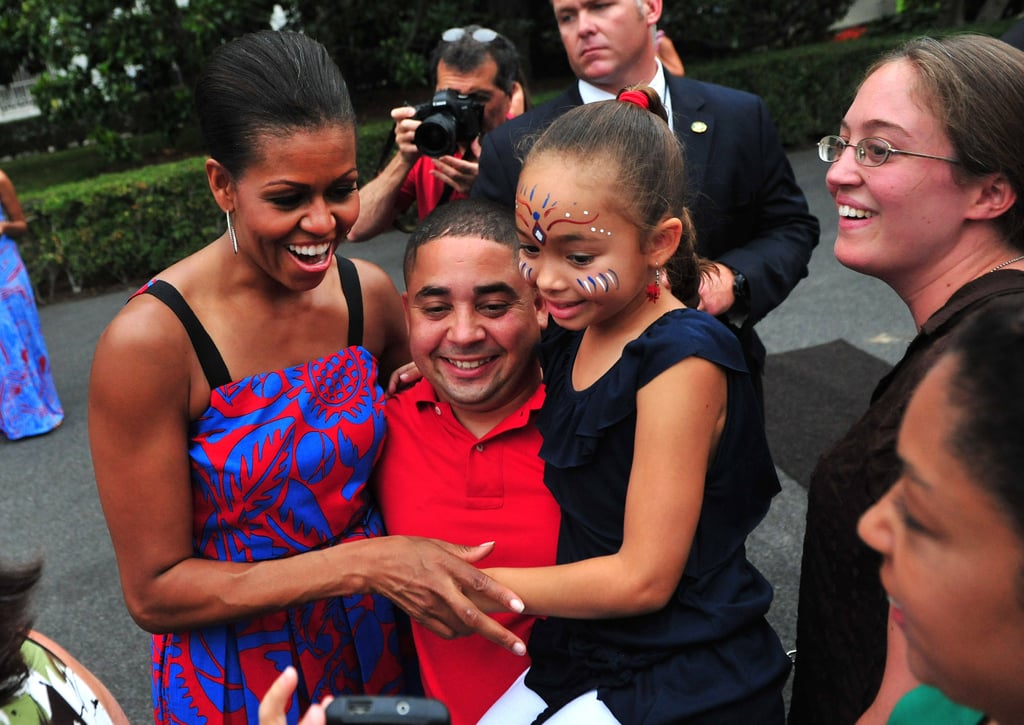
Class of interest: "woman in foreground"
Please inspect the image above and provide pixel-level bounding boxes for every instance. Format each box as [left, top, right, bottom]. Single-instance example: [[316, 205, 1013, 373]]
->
[[89, 30, 523, 725], [859, 299, 1024, 725]]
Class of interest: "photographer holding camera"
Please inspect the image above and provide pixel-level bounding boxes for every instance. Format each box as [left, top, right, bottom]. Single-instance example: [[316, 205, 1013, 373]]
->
[[347, 26, 524, 242]]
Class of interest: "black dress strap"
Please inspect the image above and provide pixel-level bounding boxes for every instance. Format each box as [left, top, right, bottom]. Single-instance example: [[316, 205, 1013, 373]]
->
[[142, 261, 362, 389], [143, 280, 232, 390], [335, 254, 364, 348]]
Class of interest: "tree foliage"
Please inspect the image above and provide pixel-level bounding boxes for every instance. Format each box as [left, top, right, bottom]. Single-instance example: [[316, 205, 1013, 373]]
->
[[661, 0, 857, 57], [5, 0, 970, 161], [0, 0, 275, 160]]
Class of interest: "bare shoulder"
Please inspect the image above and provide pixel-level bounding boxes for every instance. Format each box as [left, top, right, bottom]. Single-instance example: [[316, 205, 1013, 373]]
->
[[90, 288, 195, 419], [26, 631, 131, 725], [344, 256, 409, 377], [95, 251, 213, 363], [96, 289, 189, 363], [348, 256, 401, 295]]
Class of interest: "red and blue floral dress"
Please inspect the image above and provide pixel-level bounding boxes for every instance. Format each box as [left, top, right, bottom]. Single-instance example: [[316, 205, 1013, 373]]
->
[[135, 259, 415, 725]]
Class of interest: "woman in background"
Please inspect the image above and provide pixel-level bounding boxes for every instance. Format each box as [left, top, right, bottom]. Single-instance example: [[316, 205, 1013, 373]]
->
[[789, 34, 1024, 724], [0, 168, 63, 440]]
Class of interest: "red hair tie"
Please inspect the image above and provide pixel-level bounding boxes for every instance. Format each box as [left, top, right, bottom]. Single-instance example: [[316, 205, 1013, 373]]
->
[[618, 89, 650, 110]]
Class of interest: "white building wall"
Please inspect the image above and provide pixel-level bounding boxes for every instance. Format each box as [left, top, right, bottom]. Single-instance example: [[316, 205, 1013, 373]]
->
[[0, 69, 41, 123], [833, 0, 899, 28]]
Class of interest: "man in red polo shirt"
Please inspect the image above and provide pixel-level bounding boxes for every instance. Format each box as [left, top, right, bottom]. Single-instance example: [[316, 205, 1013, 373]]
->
[[373, 199, 559, 725]]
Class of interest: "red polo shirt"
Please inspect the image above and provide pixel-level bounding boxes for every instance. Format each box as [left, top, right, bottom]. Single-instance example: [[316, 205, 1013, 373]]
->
[[375, 379, 559, 725], [397, 154, 470, 221]]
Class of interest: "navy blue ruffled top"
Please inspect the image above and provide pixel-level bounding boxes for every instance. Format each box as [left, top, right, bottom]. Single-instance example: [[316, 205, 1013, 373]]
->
[[525, 309, 790, 723]]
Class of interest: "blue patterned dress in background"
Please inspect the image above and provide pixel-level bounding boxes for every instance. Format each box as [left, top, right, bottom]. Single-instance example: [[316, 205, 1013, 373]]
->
[[0, 206, 63, 440]]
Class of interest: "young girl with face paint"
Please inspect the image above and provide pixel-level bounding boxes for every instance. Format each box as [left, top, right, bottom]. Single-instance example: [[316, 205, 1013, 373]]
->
[[477, 86, 791, 724]]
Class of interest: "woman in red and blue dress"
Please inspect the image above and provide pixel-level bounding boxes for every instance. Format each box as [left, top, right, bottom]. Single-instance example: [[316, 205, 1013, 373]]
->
[[89, 31, 524, 725]]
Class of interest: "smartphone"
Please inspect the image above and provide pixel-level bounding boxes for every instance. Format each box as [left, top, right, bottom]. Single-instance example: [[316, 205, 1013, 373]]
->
[[325, 696, 450, 725]]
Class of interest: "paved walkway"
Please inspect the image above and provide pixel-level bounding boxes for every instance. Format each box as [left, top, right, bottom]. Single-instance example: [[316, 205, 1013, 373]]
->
[[0, 148, 915, 722]]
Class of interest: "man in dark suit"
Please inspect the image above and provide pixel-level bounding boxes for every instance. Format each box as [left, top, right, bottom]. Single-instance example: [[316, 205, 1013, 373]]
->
[[473, 0, 819, 402]]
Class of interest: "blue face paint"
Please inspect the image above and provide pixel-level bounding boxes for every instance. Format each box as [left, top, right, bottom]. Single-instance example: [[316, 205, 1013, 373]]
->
[[576, 270, 620, 297]]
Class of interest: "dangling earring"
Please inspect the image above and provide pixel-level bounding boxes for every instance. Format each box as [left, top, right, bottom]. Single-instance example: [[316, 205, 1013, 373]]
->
[[226, 210, 238, 255], [646, 267, 661, 303]]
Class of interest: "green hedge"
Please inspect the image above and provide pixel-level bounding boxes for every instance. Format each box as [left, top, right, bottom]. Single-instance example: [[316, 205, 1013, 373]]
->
[[17, 24, 1012, 300], [18, 125, 395, 300], [686, 41, 875, 148], [21, 157, 219, 299], [687, 21, 1014, 147]]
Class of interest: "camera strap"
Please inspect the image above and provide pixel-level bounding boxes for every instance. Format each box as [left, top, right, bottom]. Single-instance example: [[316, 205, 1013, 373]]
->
[[434, 144, 476, 208], [437, 184, 455, 207], [375, 123, 399, 175]]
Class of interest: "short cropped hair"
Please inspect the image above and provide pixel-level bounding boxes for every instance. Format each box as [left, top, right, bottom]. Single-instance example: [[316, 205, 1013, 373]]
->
[[403, 199, 518, 286]]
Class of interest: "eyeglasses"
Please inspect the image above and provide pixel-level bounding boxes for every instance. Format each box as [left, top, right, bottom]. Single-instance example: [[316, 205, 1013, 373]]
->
[[441, 26, 498, 44], [817, 135, 960, 168]]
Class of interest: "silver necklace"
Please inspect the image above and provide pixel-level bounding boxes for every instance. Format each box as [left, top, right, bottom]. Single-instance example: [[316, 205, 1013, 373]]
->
[[990, 254, 1024, 273]]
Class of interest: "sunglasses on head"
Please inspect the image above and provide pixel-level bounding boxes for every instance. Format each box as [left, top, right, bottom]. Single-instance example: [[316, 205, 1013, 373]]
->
[[441, 26, 499, 43]]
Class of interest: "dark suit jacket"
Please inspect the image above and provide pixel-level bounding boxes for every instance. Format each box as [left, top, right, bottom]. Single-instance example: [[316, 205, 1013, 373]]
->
[[473, 73, 820, 380]]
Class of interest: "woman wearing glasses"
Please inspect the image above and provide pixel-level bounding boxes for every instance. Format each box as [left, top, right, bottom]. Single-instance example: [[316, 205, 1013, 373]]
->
[[788, 34, 1024, 725]]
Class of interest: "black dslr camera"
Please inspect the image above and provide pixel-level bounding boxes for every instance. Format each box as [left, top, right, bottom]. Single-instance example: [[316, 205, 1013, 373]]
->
[[412, 89, 484, 158]]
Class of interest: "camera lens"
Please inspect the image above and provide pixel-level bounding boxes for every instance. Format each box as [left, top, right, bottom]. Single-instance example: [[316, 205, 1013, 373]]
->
[[414, 113, 459, 158]]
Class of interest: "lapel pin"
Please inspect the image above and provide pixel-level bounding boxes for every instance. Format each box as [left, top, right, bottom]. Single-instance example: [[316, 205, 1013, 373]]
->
[[691, 121, 708, 134]]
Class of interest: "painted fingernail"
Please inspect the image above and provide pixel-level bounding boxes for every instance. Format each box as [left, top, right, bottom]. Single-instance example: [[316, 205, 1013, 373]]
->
[[513, 642, 527, 656], [509, 598, 524, 613]]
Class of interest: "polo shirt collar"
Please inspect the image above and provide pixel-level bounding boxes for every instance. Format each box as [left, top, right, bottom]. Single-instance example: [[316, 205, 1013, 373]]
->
[[406, 377, 546, 439]]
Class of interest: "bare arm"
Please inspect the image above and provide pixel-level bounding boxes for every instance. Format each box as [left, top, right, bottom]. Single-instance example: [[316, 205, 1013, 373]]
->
[[347, 107, 420, 242], [0, 170, 28, 239], [657, 33, 685, 77], [484, 357, 725, 617], [88, 298, 524, 653]]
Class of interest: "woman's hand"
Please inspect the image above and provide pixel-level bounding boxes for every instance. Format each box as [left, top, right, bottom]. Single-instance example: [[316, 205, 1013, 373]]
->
[[386, 360, 423, 394], [364, 536, 526, 656]]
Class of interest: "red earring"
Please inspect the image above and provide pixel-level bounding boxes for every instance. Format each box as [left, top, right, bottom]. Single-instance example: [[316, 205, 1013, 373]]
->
[[646, 267, 661, 303]]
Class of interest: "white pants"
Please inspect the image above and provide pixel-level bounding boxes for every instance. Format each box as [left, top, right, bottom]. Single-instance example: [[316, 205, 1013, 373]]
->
[[477, 669, 621, 724]]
